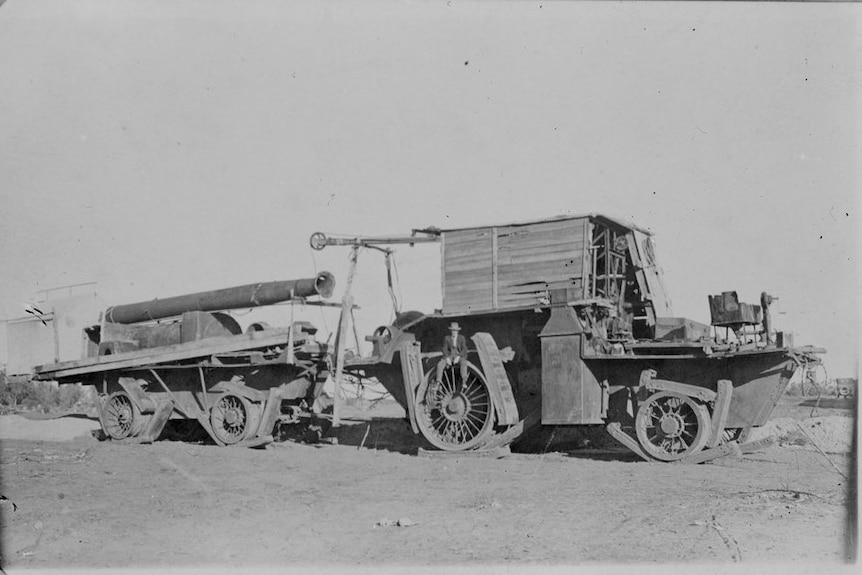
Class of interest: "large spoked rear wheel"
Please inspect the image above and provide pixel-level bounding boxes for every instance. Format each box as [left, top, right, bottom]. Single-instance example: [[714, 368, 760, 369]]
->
[[635, 391, 711, 461], [101, 391, 146, 440], [415, 361, 495, 451], [210, 393, 261, 445]]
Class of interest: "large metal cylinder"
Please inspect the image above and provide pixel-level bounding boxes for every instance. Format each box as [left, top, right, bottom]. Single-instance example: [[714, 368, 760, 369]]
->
[[104, 272, 336, 324]]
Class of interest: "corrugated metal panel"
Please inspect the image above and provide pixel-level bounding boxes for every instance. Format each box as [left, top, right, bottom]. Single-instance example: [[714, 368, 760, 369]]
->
[[442, 217, 588, 315]]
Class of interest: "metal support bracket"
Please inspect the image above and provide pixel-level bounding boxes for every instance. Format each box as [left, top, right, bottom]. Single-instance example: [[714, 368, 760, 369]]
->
[[139, 400, 176, 444], [707, 380, 733, 448], [399, 340, 422, 434], [255, 386, 284, 440], [472, 332, 519, 426]]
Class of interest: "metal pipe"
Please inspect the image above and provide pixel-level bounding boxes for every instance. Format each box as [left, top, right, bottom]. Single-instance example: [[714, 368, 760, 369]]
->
[[104, 272, 335, 324], [309, 231, 439, 250]]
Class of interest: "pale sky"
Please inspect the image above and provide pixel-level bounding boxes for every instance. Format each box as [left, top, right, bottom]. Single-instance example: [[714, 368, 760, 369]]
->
[[0, 0, 858, 378]]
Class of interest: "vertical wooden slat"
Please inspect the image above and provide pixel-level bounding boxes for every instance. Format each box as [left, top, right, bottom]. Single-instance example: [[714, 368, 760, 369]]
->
[[581, 219, 592, 299], [440, 234, 446, 305], [491, 227, 498, 311]]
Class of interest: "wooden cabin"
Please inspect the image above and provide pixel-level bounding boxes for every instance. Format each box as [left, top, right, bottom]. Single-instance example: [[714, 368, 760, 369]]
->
[[438, 214, 673, 334]]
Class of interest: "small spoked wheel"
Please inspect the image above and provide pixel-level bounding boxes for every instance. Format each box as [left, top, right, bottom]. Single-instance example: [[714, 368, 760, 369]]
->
[[415, 362, 494, 451], [210, 393, 260, 445], [101, 391, 144, 440], [635, 391, 711, 461]]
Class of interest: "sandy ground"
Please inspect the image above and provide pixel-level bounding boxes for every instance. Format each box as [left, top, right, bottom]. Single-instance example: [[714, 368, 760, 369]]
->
[[0, 413, 101, 443], [0, 396, 856, 572]]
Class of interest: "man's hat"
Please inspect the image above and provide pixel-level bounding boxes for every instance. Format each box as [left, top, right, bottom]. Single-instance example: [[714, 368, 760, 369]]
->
[[448, 322, 461, 331]]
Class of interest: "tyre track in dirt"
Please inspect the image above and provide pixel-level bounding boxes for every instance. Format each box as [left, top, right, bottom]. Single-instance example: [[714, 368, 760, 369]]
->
[[0, 396, 855, 568]]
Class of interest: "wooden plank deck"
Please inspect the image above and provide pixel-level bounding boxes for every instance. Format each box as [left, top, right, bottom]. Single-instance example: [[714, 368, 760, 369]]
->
[[33, 328, 293, 380]]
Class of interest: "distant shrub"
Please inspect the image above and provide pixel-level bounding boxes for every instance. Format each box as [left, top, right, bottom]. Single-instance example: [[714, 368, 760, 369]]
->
[[0, 371, 92, 413], [0, 369, 34, 413], [59, 384, 84, 410]]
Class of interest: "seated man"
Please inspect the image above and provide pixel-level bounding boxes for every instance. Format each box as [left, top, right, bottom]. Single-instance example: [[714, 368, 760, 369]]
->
[[427, 322, 470, 408]]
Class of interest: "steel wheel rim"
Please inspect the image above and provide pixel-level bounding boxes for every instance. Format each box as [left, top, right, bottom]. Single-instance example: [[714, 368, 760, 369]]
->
[[635, 391, 710, 461], [210, 394, 251, 445], [416, 362, 494, 451], [103, 392, 137, 440]]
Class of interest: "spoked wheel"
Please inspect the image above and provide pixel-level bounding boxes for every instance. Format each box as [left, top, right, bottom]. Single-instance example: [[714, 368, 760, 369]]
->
[[415, 361, 495, 451], [635, 391, 711, 461], [210, 394, 261, 445], [101, 391, 145, 440]]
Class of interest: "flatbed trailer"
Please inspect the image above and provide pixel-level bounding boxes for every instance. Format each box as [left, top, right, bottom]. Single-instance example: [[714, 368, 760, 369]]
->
[[29, 275, 336, 447]]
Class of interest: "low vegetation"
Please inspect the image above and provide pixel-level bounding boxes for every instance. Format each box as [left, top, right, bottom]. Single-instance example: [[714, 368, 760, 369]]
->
[[0, 369, 90, 414]]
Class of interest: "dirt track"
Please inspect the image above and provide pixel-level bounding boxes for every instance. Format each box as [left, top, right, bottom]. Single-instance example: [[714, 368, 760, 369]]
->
[[0, 397, 856, 570]]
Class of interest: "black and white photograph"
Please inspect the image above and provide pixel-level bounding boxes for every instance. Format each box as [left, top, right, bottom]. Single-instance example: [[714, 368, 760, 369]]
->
[[0, 0, 857, 572]]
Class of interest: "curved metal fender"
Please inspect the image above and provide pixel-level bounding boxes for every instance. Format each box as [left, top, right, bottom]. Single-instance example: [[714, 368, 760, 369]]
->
[[638, 369, 717, 403], [209, 378, 268, 403]]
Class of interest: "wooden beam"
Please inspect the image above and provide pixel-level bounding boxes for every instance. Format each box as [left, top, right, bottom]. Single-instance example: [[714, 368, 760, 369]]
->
[[739, 435, 775, 454], [481, 409, 540, 450], [605, 422, 652, 462], [332, 246, 359, 430], [678, 441, 741, 465]]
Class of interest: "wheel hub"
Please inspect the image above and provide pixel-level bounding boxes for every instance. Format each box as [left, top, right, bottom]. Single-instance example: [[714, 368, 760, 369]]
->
[[443, 395, 467, 420], [224, 409, 238, 426], [117, 407, 131, 425], [659, 414, 684, 437]]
